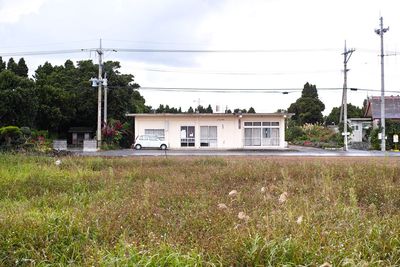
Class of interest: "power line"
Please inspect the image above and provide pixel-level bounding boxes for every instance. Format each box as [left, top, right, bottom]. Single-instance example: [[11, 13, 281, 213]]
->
[[137, 86, 400, 94], [0, 49, 86, 57], [111, 48, 339, 53], [136, 67, 339, 76], [0, 47, 340, 57]]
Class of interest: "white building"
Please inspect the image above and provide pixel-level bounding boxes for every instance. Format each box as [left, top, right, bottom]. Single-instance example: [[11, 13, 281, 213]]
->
[[126, 113, 290, 149], [348, 118, 372, 143]]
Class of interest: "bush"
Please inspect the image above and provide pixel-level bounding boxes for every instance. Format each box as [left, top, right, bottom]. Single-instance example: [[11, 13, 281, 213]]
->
[[370, 128, 381, 150], [286, 125, 305, 141], [0, 126, 23, 149]]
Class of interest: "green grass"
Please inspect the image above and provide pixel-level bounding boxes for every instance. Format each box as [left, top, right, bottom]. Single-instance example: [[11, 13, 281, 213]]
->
[[0, 155, 400, 266]]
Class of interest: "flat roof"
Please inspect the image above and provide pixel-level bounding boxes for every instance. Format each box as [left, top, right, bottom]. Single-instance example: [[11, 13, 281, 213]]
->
[[126, 112, 293, 118]]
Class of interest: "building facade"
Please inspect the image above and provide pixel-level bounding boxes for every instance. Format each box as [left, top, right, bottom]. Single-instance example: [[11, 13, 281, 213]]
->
[[127, 113, 290, 149]]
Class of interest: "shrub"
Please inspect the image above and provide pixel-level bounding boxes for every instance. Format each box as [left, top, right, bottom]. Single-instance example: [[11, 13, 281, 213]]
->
[[286, 125, 305, 141], [370, 128, 381, 150], [0, 126, 23, 149]]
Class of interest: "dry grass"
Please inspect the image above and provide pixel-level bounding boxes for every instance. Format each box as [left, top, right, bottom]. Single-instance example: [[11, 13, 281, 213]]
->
[[0, 155, 400, 266]]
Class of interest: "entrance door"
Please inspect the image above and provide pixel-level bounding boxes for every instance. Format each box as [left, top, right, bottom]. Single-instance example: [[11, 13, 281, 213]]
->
[[180, 126, 195, 147]]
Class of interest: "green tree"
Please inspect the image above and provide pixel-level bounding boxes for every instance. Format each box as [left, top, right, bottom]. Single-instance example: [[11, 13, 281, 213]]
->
[[197, 105, 206, 113], [325, 104, 363, 125], [234, 108, 247, 114], [206, 104, 213, 113], [188, 106, 194, 113], [248, 107, 256, 113], [16, 58, 29, 77], [287, 82, 325, 125], [0, 70, 37, 127], [0, 57, 6, 73], [6, 58, 18, 74], [33, 59, 148, 133]]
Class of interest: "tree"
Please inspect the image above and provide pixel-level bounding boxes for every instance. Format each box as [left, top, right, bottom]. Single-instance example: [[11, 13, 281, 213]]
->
[[33, 59, 149, 133], [287, 82, 325, 125], [248, 107, 256, 113], [156, 104, 166, 113], [0, 57, 6, 73], [0, 70, 37, 127], [188, 106, 194, 113], [206, 104, 213, 113], [234, 108, 247, 114], [325, 104, 363, 125], [6, 58, 18, 74], [16, 58, 29, 77], [197, 105, 206, 113]]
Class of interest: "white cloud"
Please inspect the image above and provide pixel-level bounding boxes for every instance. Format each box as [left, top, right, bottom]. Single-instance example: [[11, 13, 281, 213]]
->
[[0, 0, 46, 23]]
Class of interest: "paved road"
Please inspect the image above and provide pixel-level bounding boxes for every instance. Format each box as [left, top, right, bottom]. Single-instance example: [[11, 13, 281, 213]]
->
[[75, 145, 400, 157]]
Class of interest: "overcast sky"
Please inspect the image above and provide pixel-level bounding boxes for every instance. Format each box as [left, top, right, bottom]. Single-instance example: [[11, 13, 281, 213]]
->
[[1, 0, 400, 114]]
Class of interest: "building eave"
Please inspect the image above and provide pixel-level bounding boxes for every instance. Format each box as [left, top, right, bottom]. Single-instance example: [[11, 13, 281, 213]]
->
[[126, 113, 293, 118]]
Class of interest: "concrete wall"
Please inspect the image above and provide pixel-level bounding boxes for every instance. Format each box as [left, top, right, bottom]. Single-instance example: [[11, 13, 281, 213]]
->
[[134, 115, 286, 149]]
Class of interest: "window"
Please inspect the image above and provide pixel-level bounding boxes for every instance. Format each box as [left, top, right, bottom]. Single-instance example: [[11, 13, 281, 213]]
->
[[200, 126, 217, 147], [244, 121, 280, 146], [145, 129, 165, 140], [180, 126, 195, 147], [244, 128, 261, 146]]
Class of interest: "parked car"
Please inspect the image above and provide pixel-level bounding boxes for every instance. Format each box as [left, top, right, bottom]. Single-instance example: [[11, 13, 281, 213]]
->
[[133, 135, 168, 150]]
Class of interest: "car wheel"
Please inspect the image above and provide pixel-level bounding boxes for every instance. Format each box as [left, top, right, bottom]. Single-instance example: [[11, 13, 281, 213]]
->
[[160, 144, 167, 150], [134, 144, 142, 150]]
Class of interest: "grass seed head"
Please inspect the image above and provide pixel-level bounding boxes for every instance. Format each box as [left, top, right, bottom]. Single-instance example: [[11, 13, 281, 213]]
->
[[229, 190, 238, 197], [218, 203, 228, 210], [238, 211, 249, 221], [296, 215, 303, 225], [278, 192, 288, 204]]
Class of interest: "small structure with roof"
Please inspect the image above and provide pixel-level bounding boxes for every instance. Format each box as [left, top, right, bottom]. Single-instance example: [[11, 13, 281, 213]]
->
[[126, 113, 291, 149], [68, 127, 94, 146], [364, 96, 400, 126]]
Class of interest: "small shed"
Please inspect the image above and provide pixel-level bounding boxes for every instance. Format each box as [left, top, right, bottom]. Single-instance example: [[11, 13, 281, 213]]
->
[[348, 118, 372, 142], [68, 127, 94, 146]]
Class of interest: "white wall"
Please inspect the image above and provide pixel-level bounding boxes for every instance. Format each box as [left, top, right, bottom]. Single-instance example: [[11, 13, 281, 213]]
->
[[134, 115, 286, 149]]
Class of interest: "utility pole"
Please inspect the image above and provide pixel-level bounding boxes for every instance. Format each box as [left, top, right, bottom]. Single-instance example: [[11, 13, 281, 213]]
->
[[375, 17, 389, 152], [103, 73, 108, 125], [97, 39, 103, 148], [342, 41, 355, 151]]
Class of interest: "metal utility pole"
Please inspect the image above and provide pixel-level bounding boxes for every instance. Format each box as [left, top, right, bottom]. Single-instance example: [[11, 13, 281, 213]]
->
[[375, 17, 389, 152], [97, 39, 103, 148], [342, 41, 355, 151]]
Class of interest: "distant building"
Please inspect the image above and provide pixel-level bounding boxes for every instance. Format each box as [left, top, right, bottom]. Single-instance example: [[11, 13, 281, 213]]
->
[[364, 96, 400, 127], [126, 113, 291, 149], [68, 127, 94, 146], [348, 118, 371, 143]]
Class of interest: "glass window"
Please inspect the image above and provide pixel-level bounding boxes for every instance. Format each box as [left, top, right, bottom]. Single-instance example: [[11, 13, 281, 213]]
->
[[181, 126, 195, 147], [253, 122, 261, 126], [262, 122, 271, 126], [271, 122, 279, 126], [244, 122, 252, 126], [200, 126, 217, 147], [145, 129, 165, 140]]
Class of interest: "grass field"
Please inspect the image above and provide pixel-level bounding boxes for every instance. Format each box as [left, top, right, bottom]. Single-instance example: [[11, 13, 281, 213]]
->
[[0, 155, 400, 266]]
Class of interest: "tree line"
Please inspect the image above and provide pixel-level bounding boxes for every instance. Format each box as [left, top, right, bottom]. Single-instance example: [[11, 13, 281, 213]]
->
[[1, 56, 363, 138], [0, 57, 148, 138], [0, 57, 257, 139]]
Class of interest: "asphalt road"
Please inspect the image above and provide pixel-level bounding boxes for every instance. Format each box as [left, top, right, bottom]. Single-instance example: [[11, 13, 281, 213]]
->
[[75, 145, 400, 157]]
